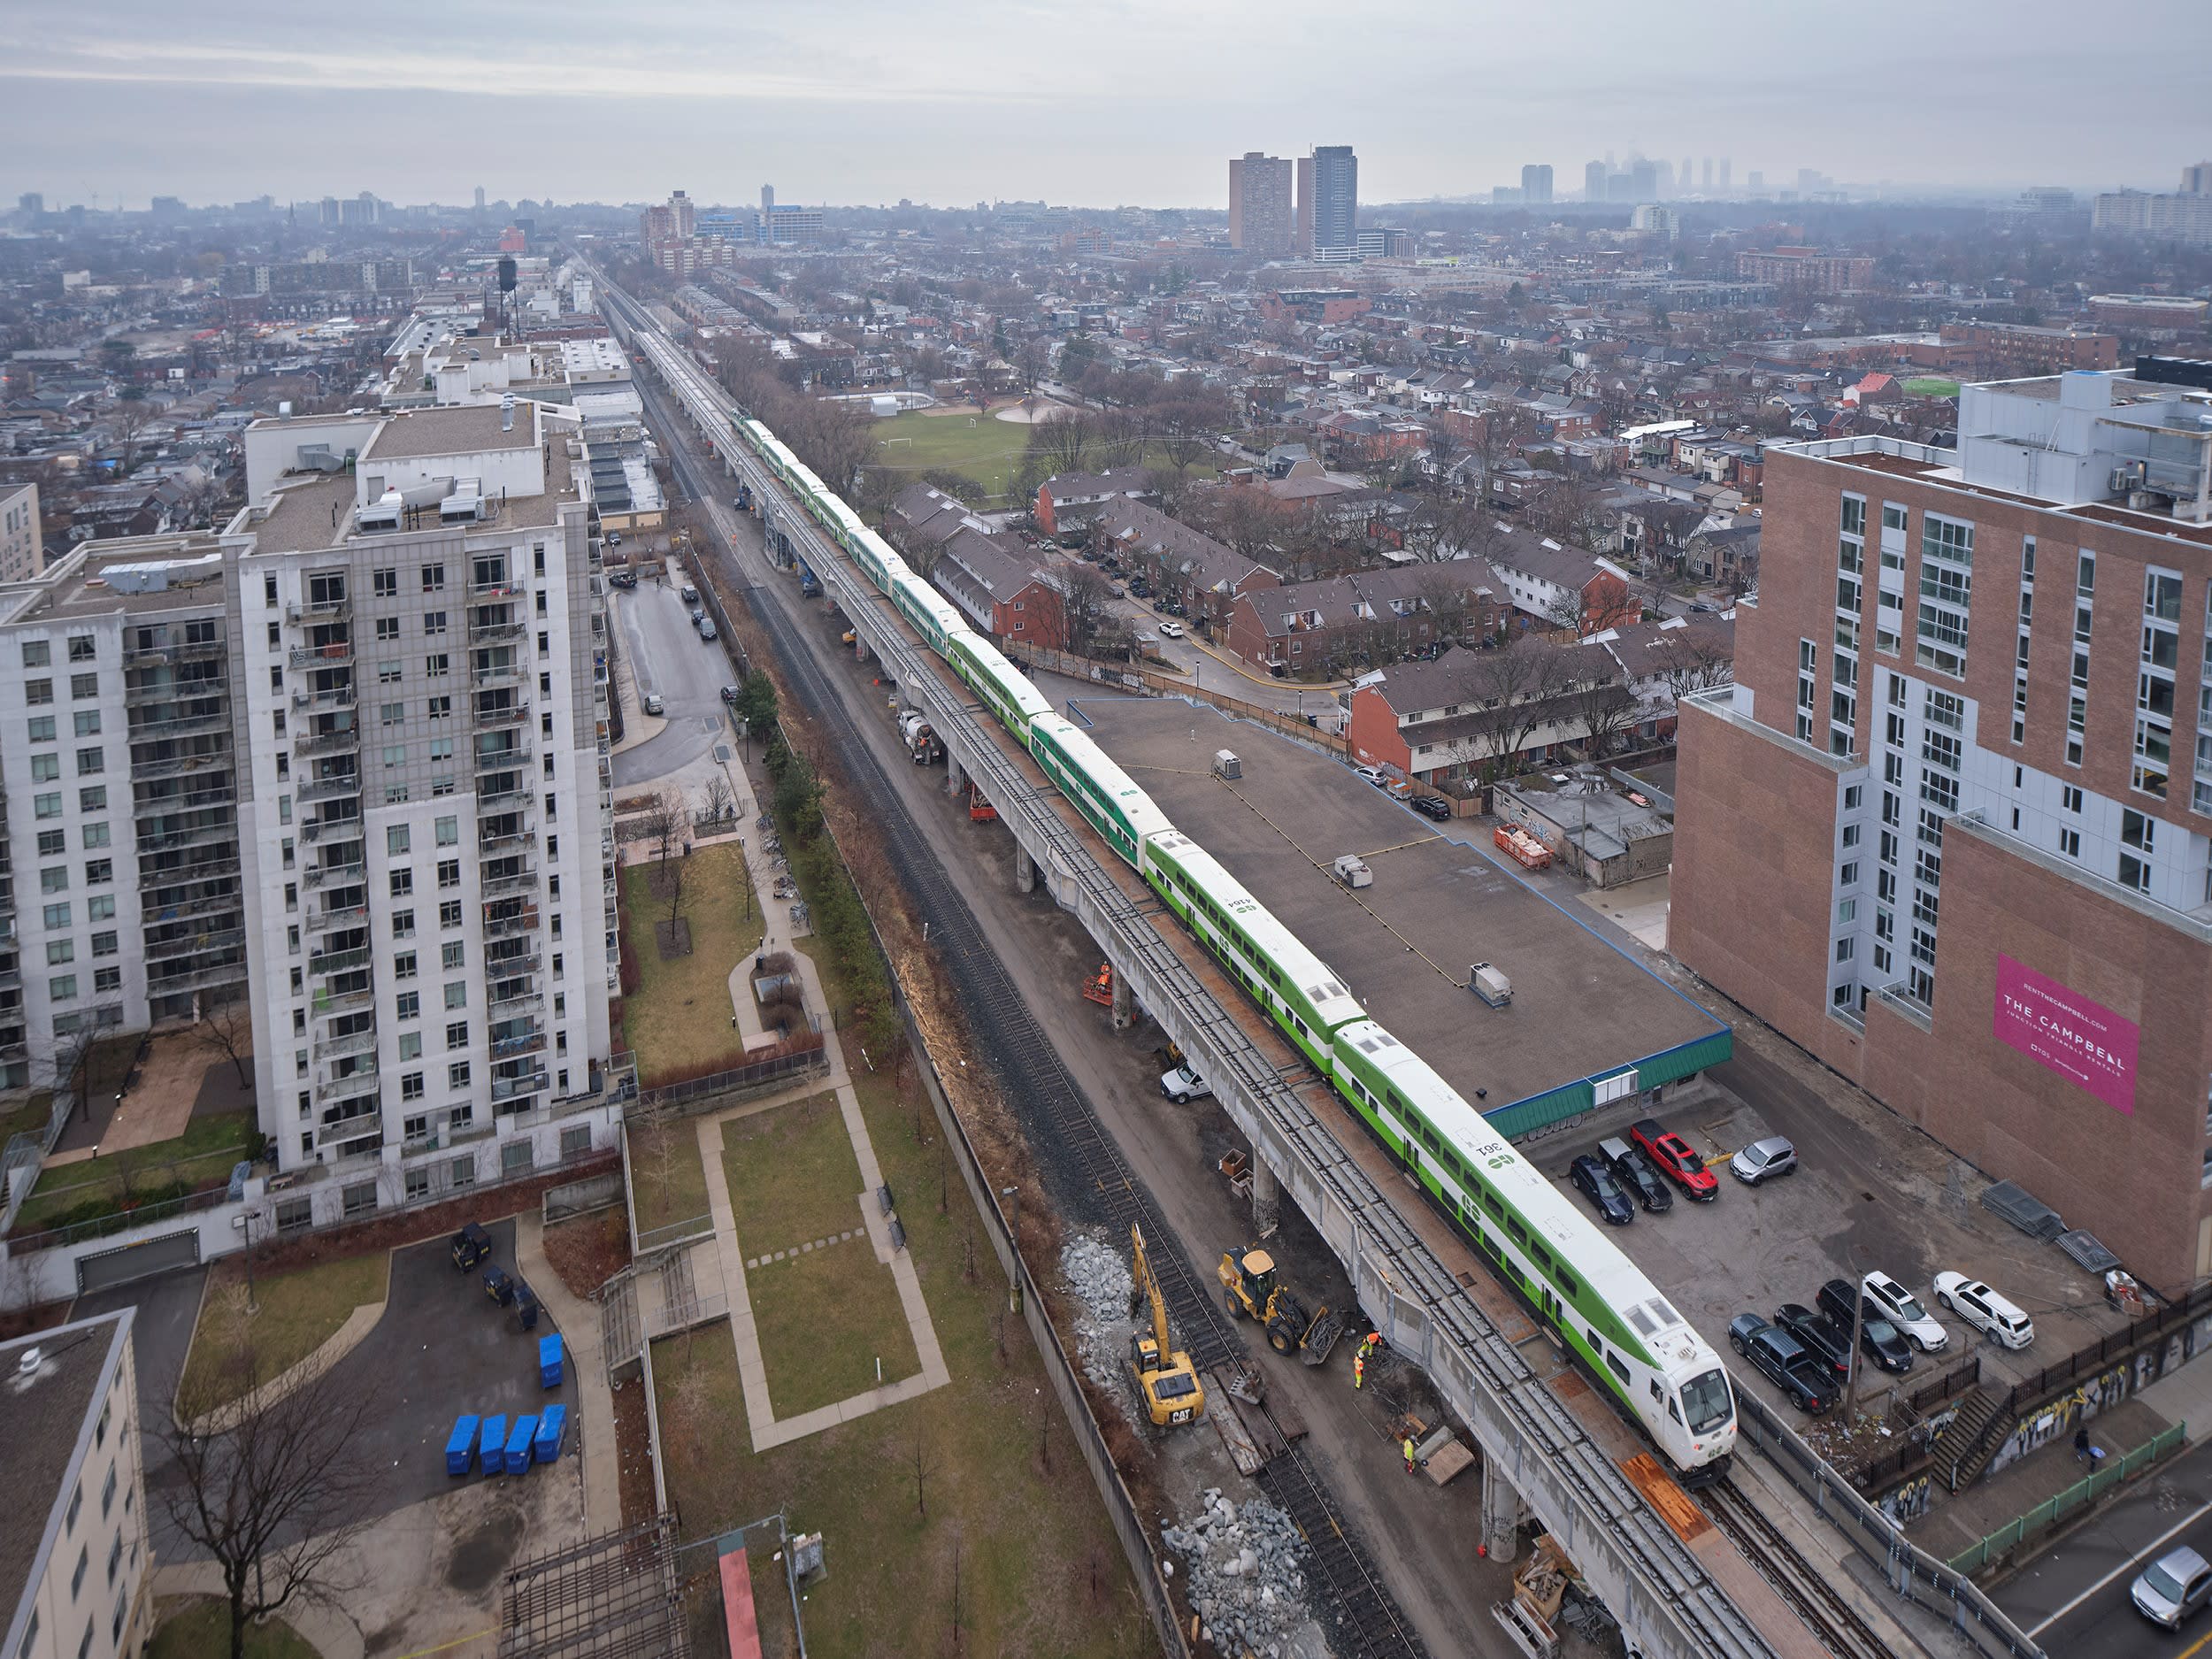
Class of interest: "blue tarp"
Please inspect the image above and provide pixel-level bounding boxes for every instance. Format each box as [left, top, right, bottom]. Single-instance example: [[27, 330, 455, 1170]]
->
[[539, 1333, 565, 1389], [445, 1415, 480, 1476], [479, 1415, 507, 1476], [534, 1403, 567, 1463], [504, 1414, 539, 1475]]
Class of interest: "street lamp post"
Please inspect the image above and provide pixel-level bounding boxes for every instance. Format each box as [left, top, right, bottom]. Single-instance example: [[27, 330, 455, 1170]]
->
[[1001, 1185, 1022, 1316]]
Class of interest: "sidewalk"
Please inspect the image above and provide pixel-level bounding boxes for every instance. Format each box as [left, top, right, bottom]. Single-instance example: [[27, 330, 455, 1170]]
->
[[516, 1213, 624, 1538]]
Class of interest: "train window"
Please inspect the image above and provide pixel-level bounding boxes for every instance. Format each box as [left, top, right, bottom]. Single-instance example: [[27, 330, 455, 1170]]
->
[[1668, 1396, 1681, 1424], [1607, 1354, 1632, 1387], [1530, 1243, 1553, 1274], [1648, 1380, 1661, 1402], [1504, 1215, 1526, 1244], [1556, 1270, 1578, 1298], [1483, 1193, 1504, 1219]]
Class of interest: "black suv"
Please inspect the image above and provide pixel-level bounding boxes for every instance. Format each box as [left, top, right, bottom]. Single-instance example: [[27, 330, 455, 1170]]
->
[[1568, 1154, 1635, 1226], [1816, 1279, 1916, 1373], [1598, 1136, 1672, 1213], [1773, 1303, 1853, 1384], [1728, 1314, 1839, 1415], [1410, 795, 1453, 822]]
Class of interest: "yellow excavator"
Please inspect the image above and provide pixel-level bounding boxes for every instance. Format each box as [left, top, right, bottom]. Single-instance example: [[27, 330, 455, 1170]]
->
[[1217, 1246, 1345, 1365], [1127, 1225, 1207, 1429]]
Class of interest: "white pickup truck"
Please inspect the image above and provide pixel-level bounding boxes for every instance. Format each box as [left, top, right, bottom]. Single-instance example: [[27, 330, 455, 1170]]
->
[[1159, 1064, 1211, 1104]]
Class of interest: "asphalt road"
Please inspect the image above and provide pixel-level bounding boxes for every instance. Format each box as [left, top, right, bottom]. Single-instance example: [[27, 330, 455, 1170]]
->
[[1994, 1434, 2212, 1656], [73, 1267, 208, 1556], [611, 579, 737, 788]]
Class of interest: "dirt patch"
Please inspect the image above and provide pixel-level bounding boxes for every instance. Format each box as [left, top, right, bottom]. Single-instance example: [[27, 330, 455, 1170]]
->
[[654, 917, 694, 959], [645, 862, 682, 901], [444, 1499, 526, 1594], [611, 1376, 658, 1528], [541, 1208, 631, 1299]]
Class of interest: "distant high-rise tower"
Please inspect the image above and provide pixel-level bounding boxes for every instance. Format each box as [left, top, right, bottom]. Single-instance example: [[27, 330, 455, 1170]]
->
[[1680, 158, 1693, 196], [17, 192, 42, 218], [1702, 157, 1713, 193], [1296, 145, 1358, 256], [1656, 159, 1675, 198], [1748, 170, 1763, 195], [1229, 153, 1295, 255], [1631, 160, 1659, 204], [761, 184, 775, 215], [1585, 160, 1609, 203], [1719, 157, 1732, 195], [2181, 161, 2212, 195], [473, 185, 486, 211], [1522, 165, 1554, 206]]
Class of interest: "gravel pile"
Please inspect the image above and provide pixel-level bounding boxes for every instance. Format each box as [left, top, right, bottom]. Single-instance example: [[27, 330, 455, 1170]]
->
[[1161, 1490, 1310, 1655], [1060, 1234, 1136, 1394]]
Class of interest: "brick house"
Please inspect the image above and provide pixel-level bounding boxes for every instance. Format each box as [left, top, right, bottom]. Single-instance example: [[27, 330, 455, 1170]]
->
[[929, 526, 1070, 650], [1481, 530, 1640, 634], [1344, 639, 1629, 782], [1034, 467, 1159, 540], [1225, 560, 1503, 677], [1092, 498, 1278, 633]]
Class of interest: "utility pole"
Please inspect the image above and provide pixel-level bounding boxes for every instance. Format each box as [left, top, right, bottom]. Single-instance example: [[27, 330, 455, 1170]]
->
[[1845, 1256, 1865, 1419], [1001, 1185, 1022, 1316]]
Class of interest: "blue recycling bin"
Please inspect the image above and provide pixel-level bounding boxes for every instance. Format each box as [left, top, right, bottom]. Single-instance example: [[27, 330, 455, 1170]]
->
[[445, 1415, 480, 1476], [478, 1415, 506, 1475], [534, 1404, 567, 1464], [538, 1333, 565, 1389], [504, 1414, 538, 1475]]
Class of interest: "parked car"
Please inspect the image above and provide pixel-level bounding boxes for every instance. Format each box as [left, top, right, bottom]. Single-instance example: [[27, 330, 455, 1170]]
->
[[641, 692, 664, 717], [1597, 1136, 1671, 1213], [1727, 1314, 1839, 1415], [1861, 1272, 1948, 1353], [1352, 764, 1386, 787], [1568, 1154, 1635, 1226], [1630, 1118, 1718, 1201], [1772, 1304, 1853, 1383], [1933, 1272, 2035, 1349], [720, 685, 741, 704], [680, 583, 699, 603], [1815, 1279, 1915, 1372], [1410, 795, 1453, 822], [607, 531, 623, 547], [1730, 1135, 1798, 1186], [2133, 1545, 2212, 1630], [608, 570, 638, 589], [1159, 620, 1185, 638], [697, 618, 718, 642], [1159, 1064, 1210, 1104]]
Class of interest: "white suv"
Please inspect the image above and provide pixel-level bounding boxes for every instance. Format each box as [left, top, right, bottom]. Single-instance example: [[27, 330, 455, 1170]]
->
[[1863, 1271, 1948, 1352], [1933, 1272, 2035, 1349], [1159, 1064, 1210, 1104]]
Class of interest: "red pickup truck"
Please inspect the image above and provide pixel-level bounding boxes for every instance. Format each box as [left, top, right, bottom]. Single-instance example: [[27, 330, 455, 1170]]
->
[[1630, 1118, 1719, 1202]]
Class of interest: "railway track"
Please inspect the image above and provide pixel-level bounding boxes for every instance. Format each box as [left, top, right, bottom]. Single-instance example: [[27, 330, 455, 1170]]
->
[[1701, 1480, 1891, 1659], [645, 380, 1432, 1659]]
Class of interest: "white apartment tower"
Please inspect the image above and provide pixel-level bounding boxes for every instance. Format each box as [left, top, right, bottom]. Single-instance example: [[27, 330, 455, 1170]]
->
[[218, 399, 619, 1205]]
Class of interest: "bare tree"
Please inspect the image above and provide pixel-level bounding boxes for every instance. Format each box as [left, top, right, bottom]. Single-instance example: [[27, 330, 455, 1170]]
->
[[1465, 638, 1578, 778], [193, 994, 255, 1090], [913, 1422, 936, 1517], [160, 1354, 379, 1659], [1571, 662, 1640, 759], [108, 400, 155, 474], [1648, 625, 1737, 701], [1095, 406, 1149, 470], [696, 774, 737, 828], [1028, 410, 1095, 479], [1038, 563, 1114, 657]]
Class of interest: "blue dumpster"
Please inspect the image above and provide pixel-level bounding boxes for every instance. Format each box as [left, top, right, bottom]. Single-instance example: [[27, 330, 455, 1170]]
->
[[445, 1415, 480, 1476], [504, 1414, 538, 1475], [534, 1404, 567, 1464], [539, 1333, 565, 1389], [478, 1415, 506, 1475]]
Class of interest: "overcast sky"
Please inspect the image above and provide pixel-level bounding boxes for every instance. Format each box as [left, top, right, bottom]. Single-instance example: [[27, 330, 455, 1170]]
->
[[6, 0, 2209, 211]]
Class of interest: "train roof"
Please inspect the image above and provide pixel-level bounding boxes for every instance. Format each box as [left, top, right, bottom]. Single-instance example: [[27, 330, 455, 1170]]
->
[[1148, 830, 1361, 1028], [1033, 715, 1176, 839], [949, 633, 1055, 719], [890, 567, 973, 640]]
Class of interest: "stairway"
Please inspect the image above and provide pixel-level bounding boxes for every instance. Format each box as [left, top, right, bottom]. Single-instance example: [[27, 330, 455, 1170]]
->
[[1933, 1384, 2009, 1490]]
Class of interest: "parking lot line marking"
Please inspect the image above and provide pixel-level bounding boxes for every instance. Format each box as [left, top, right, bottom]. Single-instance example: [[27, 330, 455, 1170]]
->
[[2024, 1497, 2212, 1636], [2184, 1628, 2212, 1659]]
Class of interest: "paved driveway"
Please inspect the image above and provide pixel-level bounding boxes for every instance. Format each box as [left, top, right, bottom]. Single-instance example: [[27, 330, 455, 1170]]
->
[[613, 582, 738, 787], [73, 1266, 208, 1555]]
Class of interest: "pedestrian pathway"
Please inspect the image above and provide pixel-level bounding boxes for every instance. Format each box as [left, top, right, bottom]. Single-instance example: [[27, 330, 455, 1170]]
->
[[516, 1214, 625, 1539]]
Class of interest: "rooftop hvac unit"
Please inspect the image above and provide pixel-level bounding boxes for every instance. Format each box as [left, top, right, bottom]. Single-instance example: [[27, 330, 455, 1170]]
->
[[1212, 749, 1241, 780], [1332, 854, 1371, 889], [1469, 962, 1512, 1008]]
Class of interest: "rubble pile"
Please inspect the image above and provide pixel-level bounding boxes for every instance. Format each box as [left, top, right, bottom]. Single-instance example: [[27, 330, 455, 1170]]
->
[[1161, 1491, 1310, 1655], [1060, 1234, 1136, 1393]]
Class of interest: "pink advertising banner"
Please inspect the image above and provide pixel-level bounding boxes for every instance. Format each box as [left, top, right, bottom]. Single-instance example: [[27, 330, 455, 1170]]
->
[[1992, 955, 2139, 1115]]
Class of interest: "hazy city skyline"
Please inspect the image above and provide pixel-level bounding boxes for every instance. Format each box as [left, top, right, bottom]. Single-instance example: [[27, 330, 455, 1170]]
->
[[5, 0, 2210, 210]]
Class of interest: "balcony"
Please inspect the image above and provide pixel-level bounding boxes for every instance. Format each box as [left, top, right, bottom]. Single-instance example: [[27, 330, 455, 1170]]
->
[[125, 635, 226, 667], [491, 1069, 550, 1103], [290, 640, 354, 670], [471, 576, 525, 599], [467, 613, 526, 641], [303, 591, 351, 618], [292, 686, 356, 713], [473, 744, 532, 776], [308, 943, 370, 977], [478, 776, 529, 804], [315, 1108, 381, 1148], [137, 820, 239, 854], [145, 926, 246, 964], [294, 723, 361, 758], [132, 786, 234, 820], [314, 1058, 379, 1099], [482, 865, 538, 897], [146, 956, 249, 995], [313, 1026, 376, 1062], [303, 860, 366, 888], [483, 905, 540, 941], [0, 965, 20, 993], [296, 772, 364, 805], [473, 698, 531, 730], [127, 746, 226, 782], [317, 896, 369, 926], [478, 824, 534, 855], [489, 981, 543, 1017], [311, 984, 374, 1018], [128, 705, 228, 739], [471, 657, 523, 688], [489, 1026, 546, 1060]]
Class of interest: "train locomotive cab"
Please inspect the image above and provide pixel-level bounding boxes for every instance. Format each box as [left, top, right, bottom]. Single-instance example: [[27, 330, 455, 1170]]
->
[[1653, 1344, 1738, 1483]]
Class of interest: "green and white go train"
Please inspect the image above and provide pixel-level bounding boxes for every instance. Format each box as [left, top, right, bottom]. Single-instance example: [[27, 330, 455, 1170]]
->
[[733, 414, 1736, 1479]]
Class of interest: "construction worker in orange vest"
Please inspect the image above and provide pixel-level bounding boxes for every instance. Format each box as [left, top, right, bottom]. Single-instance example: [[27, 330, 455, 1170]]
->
[[1352, 1352, 1365, 1389], [1402, 1435, 1418, 1476]]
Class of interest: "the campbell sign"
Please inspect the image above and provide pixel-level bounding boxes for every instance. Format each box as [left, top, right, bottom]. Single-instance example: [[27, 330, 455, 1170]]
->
[[1992, 955, 2139, 1115]]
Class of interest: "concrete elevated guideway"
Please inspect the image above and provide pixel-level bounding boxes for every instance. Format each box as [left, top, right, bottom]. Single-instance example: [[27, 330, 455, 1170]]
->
[[596, 278, 2027, 1659]]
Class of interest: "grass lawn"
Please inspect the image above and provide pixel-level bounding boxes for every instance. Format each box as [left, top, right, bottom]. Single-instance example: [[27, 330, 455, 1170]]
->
[[621, 842, 764, 1086], [722, 1094, 916, 1418], [869, 410, 1215, 507], [177, 1249, 389, 1417], [0, 1093, 56, 1144], [150, 1598, 318, 1659], [627, 1116, 710, 1240], [13, 1110, 254, 1233], [1903, 376, 1961, 398], [653, 1053, 1149, 1659]]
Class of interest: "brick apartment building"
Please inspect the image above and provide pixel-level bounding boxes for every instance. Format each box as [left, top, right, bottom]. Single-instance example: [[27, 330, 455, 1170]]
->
[[1672, 364, 2212, 1289], [1733, 247, 1876, 294], [1939, 321, 2121, 377], [1224, 561, 1502, 677], [1033, 468, 1158, 540], [1091, 498, 1277, 633]]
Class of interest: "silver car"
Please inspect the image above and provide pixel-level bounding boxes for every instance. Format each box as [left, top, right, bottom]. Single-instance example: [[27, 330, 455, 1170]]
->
[[2133, 1544, 2212, 1629], [1730, 1135, 1798, 1186]]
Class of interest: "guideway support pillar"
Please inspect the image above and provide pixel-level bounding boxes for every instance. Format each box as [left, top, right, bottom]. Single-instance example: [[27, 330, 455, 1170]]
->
[[1110, 968, 1133, 1031], [946, 755, 966, 798], [1250, 1157, 1280, 1238], [1015, 846, 1037, 895], [1480, 1455, 1525, 1564]]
